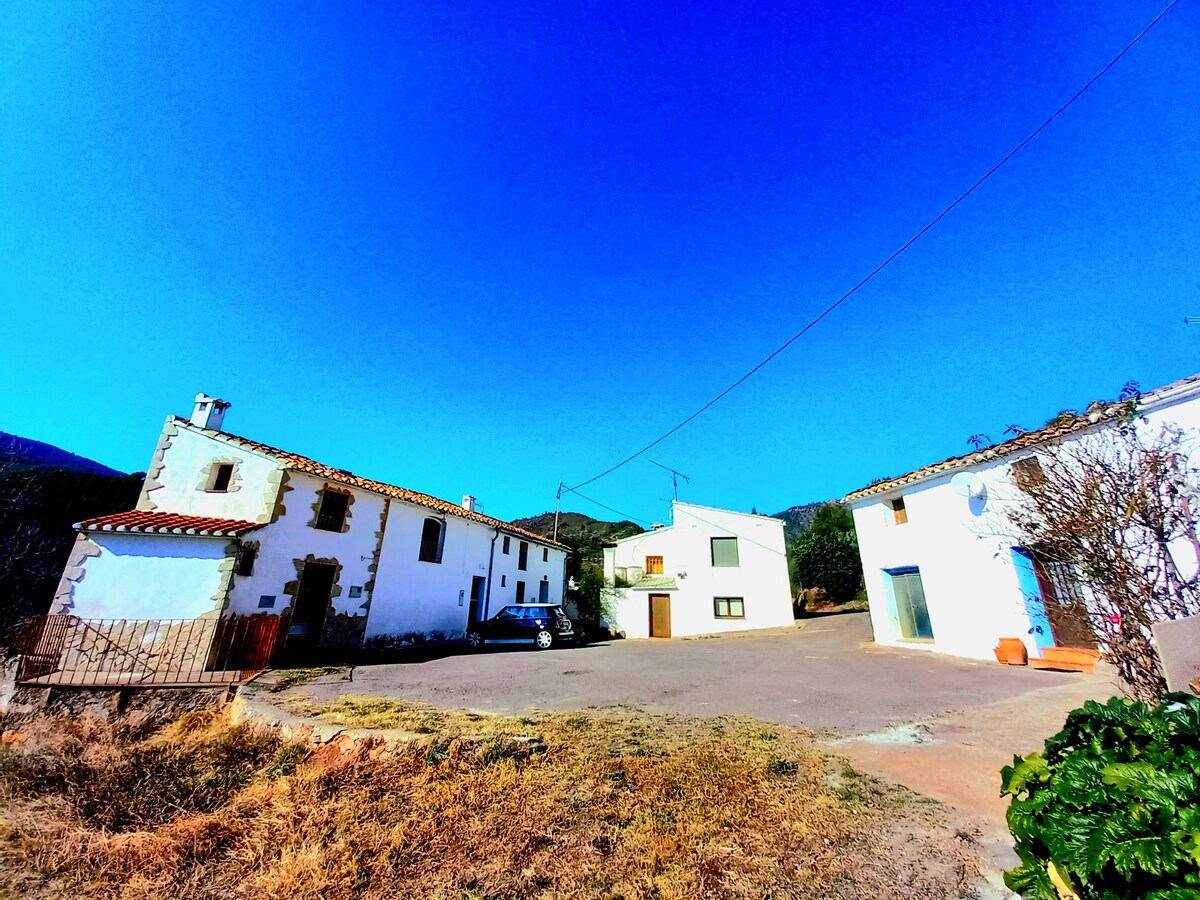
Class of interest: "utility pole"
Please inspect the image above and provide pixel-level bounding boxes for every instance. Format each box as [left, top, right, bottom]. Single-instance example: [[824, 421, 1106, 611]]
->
[[553, 482, 563, 543], [648, 459, 689, 501]]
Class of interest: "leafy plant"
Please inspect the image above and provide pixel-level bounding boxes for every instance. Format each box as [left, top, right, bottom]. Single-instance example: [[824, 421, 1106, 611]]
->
[[1001, 693, 1200, 899], [792, 527, 862, 605]]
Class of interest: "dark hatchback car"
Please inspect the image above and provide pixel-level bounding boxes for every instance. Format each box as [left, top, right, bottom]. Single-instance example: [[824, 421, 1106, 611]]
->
[[466, 604, 574, 650]]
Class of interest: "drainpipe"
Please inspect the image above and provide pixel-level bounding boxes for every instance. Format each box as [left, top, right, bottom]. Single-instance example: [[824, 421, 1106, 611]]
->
[[483, 527, 500, 621]]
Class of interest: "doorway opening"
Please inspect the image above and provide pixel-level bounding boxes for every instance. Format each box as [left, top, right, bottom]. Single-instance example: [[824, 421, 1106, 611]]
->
[[287, 561, 337, 659]]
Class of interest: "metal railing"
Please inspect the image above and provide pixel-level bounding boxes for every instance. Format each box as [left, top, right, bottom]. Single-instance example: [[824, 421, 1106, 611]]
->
[[17, 613, 289, 687]]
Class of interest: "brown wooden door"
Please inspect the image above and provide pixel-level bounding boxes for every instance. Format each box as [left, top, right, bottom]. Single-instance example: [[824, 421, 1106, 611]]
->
[[649, 594, 671, 638]]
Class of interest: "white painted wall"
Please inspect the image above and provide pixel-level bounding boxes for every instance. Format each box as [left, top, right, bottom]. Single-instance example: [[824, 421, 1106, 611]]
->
[[66, 533, 232, 620], [225, 470, 385, 622], [367, 505, 567, 643], [139, 420, 281, 523], [605, 502, 794, 638], [851, 386, 1200, 661]]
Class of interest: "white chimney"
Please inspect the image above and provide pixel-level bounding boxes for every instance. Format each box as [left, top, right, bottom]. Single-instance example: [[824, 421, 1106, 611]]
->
[[462, 494, 476, 512], [191, 393, 230, 431]]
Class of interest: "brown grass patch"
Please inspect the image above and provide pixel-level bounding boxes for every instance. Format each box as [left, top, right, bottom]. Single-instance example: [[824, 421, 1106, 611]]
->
[[0, 703, 978, 899]]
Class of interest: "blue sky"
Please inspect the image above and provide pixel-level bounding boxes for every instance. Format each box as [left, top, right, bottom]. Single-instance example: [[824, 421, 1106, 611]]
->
[[1, 1, 1197, 525]]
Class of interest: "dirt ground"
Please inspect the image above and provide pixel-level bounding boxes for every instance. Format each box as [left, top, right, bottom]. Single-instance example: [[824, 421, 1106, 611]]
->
[[276, 612, 1115, 875]]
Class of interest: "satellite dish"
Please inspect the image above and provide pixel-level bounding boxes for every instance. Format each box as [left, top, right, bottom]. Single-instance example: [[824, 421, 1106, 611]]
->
[[951, 472, 987, 499]]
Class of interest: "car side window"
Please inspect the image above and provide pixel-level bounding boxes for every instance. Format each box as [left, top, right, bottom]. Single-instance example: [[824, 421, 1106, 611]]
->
[[496, 607, 520, 620]]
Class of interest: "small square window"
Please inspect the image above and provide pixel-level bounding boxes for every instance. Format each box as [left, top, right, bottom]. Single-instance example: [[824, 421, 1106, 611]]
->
[[257, 595, 276, 609], [714, 597, 745, 619], [710, 537, 739, 567], [1012, 458, 1046, 492], [889, 497, 908, 525], [206, 462, 234, 492], [646, 555, 664, 575], [349, 585, 363, 599]]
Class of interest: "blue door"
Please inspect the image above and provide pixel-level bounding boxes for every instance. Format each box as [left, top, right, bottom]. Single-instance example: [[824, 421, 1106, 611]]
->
[[1012, 548, 1054, 651]]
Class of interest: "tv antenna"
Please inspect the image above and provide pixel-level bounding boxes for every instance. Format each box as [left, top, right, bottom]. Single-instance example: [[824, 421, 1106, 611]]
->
[[649, 459, 690, 501]]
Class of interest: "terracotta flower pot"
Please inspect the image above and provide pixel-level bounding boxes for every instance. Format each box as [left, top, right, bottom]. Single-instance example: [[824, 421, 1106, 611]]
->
[[997, 638, 1028, 666]]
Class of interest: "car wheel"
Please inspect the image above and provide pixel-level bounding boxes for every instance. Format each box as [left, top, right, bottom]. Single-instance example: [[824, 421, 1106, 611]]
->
[[466, 630, 484, 650], [534, 629, 554, 650]]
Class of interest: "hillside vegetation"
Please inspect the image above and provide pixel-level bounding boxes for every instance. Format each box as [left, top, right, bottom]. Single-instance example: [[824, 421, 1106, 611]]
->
[[512, 511, 644, 567], [0, 437, 142, 650]]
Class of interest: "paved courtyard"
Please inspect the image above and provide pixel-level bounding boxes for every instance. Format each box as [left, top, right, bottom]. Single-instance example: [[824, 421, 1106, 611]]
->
[[306, 611, 1108, 735], [287, 611, 1117, 865]]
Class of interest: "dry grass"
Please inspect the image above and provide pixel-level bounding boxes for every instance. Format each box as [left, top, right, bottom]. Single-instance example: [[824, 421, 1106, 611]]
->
[[0, 702, 979, 899], [266, 667, 347, 693]]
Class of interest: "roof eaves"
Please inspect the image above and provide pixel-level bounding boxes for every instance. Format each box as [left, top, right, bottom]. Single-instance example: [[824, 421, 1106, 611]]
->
[[846, 373, 1200, 503], [170, 417, 569, 550]]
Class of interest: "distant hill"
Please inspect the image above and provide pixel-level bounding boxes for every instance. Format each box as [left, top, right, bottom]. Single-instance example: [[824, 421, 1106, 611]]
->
[[511, 511, 644, 571], [0, 432, 142, 651], [771, 501, 827, 545], [0, 431, 125, 477]]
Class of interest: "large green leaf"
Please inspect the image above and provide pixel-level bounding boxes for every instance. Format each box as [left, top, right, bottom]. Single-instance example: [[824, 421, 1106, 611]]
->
[[1102, 762, 1197, 806], [1004, 752, 1052, 796]]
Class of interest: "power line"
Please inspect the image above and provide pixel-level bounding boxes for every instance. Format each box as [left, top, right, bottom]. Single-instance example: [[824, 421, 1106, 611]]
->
[[564, 0, 1182, 495], [559, 486, 656, 526]]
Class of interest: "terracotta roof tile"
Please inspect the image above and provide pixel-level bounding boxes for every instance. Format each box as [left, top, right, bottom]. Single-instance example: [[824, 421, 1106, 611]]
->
[[77, 511, 264, 536], [843, 372, 1200, 503], [172, 417, 568, 550]]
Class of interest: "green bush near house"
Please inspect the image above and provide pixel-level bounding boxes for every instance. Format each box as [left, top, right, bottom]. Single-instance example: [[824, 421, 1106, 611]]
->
[[1001, 693, 1200, 899], [792, 529, 861, 605]]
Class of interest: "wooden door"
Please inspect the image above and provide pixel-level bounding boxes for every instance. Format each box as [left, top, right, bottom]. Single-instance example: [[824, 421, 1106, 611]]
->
[[649, 594, 671, 638], [288, 562, 336, 657]]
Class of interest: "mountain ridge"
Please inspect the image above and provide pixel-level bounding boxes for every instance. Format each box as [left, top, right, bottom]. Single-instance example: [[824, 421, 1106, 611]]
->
[[0, 431, 126, 477]]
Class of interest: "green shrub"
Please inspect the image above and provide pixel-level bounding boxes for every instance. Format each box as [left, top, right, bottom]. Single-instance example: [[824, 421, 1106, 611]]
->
[[792, 530, 861, 605], [1001, 693, 1200, 899]]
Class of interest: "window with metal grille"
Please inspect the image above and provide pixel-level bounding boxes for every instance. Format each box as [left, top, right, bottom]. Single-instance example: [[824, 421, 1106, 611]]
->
[[646, 555, 664, 574], [314, 490, 350, 531], [714, 597, 745, 619], [235, 545, 256, 576], [518, 541, 528, 571], [418, 517, 445, 563], [710, 537, 739, 567]]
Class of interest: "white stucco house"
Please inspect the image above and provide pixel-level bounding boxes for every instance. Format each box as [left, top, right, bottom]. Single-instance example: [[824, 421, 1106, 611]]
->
[[601, 501, 794, 638], [50, 394, 568, 663], [844, 373, 1200, 662]]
